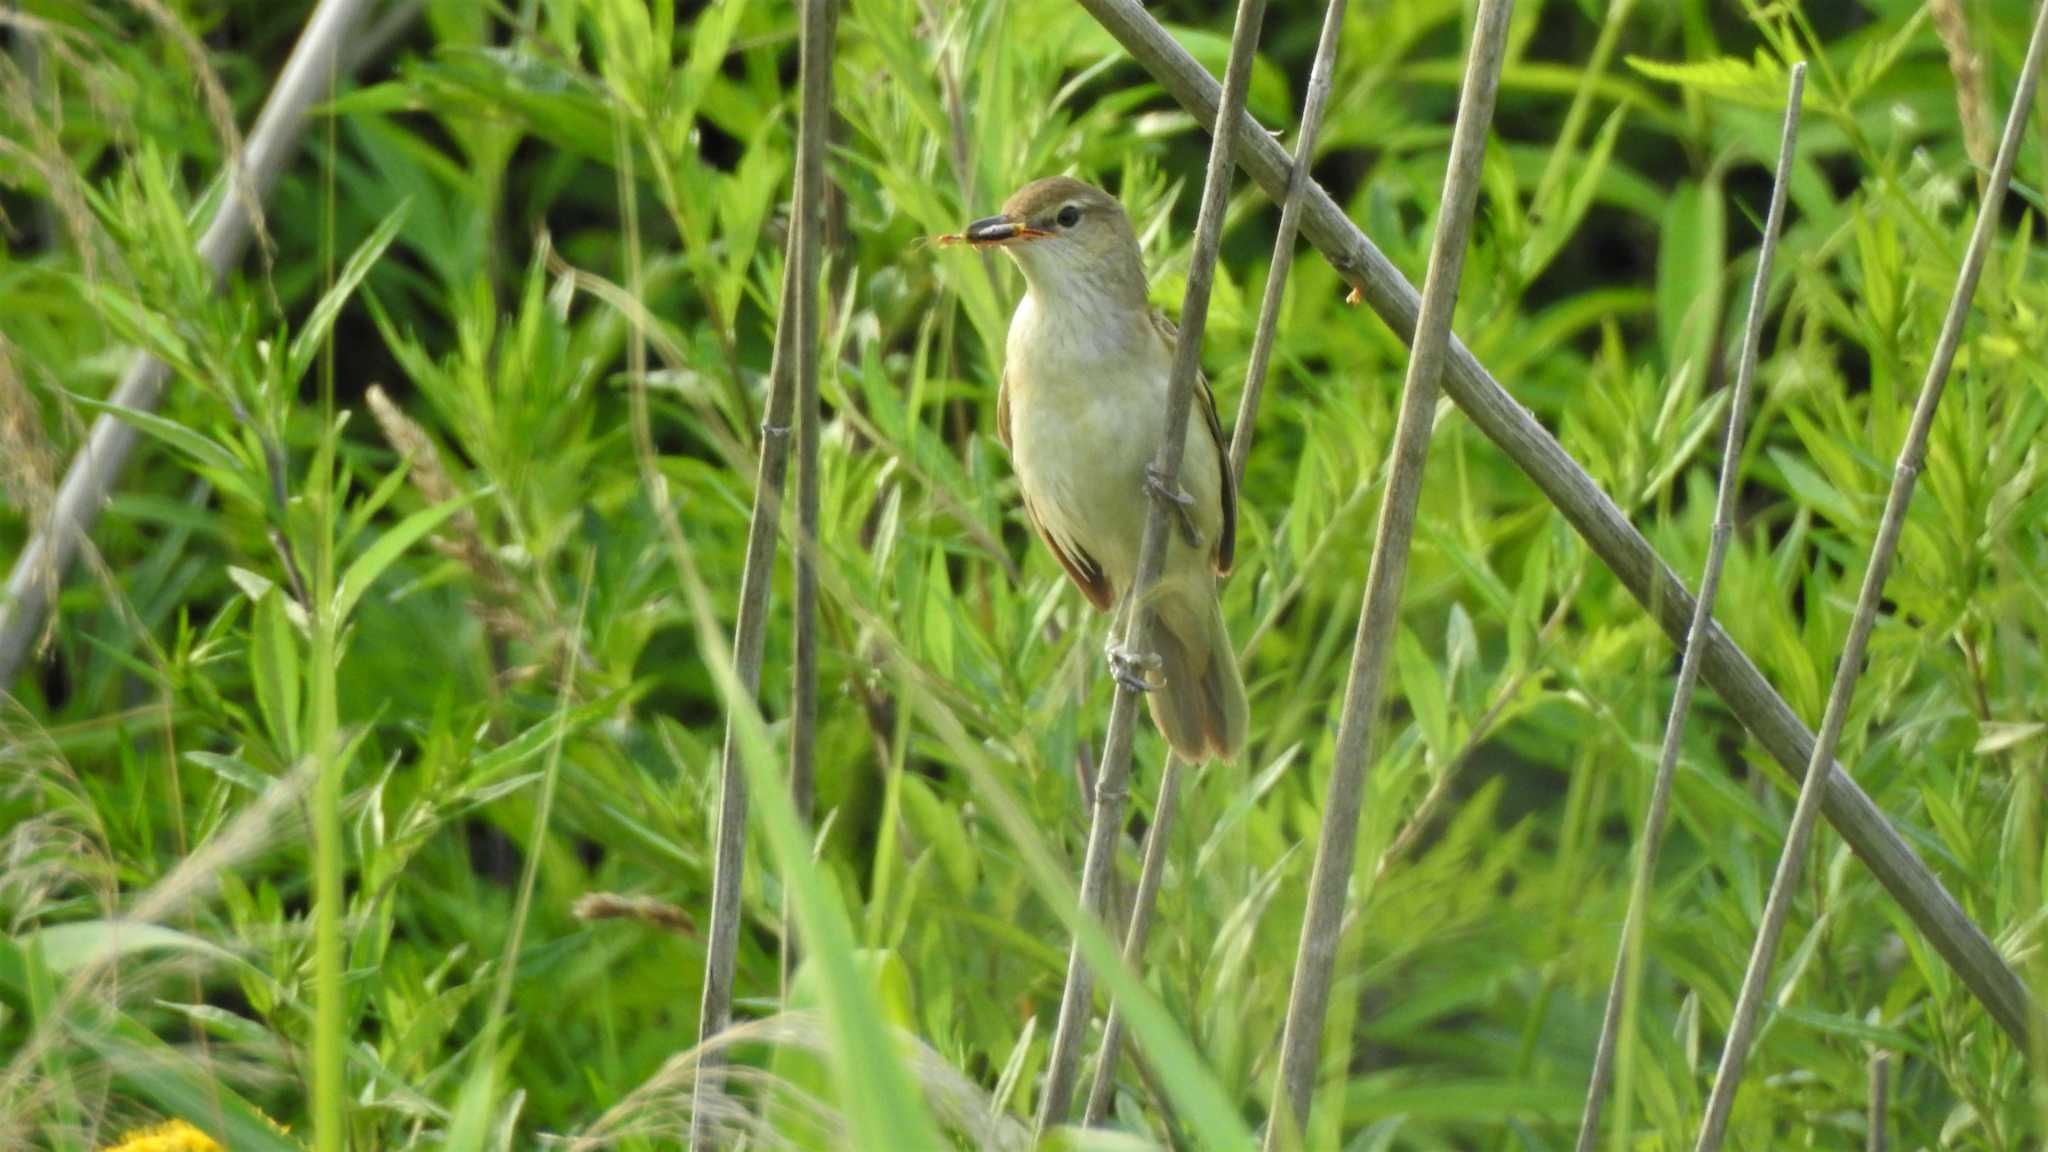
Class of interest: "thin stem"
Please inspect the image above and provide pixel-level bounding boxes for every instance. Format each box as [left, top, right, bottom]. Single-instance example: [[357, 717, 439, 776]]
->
[[784, 0, 839, 1006], [1227, 0, 1350, 490], [1692, 9, 2048, 1149], [1868, 1051, 1889, 1152], [688, 2, 837, 1145], [1081, 2, 1351, 1115], [1073, 0, 2035, 1050], [1084, 0, 1352, 1121], [0, 0, 385, 688], [310, 27, 345, 1152], [1082, 750, 1184, 1127], [1573, 63, 1805, 1152], [1033, 0, 1267, 1135], [1262, 4, 1512, 1144]]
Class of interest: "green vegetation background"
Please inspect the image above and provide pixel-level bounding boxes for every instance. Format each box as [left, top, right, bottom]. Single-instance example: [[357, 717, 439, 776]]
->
[[2, 0, 2045, 1148]]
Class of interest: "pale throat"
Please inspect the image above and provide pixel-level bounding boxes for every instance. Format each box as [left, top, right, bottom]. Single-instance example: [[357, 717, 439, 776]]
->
[[1011, 249, 1152, 363]]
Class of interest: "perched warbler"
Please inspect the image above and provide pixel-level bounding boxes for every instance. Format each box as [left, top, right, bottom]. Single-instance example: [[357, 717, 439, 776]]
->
[[958, 176, 1247, 762]]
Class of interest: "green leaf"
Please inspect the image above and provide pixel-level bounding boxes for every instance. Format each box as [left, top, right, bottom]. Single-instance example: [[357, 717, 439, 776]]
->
[[287, 201, 411, 386], [1396, 626, 1449, 762], [61, 389, 255, 500], [901, 775, 977, 895], [24, 921, 245, 977], [1627, 51, 1815, 112], [74, 1028, 306, 1152], [251, 590, 302, 758], [1655, 179, 1725, 379], [331, 491, 480, 624]]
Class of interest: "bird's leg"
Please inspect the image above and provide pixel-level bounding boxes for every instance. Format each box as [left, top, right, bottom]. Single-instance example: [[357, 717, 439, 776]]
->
[[1103, 586, 1159, 695], [1144, 462, 1203, 549]]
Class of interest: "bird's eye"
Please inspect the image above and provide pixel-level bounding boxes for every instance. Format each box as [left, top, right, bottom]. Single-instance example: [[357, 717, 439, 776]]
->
[[1056, 205, 1081, 228]]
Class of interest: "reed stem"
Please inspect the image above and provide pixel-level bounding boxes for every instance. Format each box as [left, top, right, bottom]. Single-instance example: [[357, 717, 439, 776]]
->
[[688, 2, 838, 1144], [1033, 0, 1267, 1134], [1573, 63, 1805, 1152], [1692, 9, 2048, 1148], [1262, 3, 1512, 1142]]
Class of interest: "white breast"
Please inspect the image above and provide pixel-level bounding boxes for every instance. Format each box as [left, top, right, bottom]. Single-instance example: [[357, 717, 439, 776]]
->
[[1004, 292, 1222, 598]]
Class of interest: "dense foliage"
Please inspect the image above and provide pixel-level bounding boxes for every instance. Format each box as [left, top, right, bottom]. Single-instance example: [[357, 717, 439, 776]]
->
[[2, 0, 2045, 1148]]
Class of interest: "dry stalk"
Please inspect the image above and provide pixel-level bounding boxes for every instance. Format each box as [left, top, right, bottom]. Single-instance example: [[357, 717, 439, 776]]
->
[[1691, 8, 2048, 1149], [1930, 0, 1994, 177], [1573, 63, 1805, 1152], [689, 1, 837, 1146], [1032, 0, 1267, 1134], [1074, 0, 2035, 1049], [1867, 1051, 1889, 1152], [575, 891, 698, 936], [362, 385, 528, 644], [1261, 3, 1512, 1144], [0, 0, 386, 688], [118, 0, 273, 282], [0, 338, 58, 653]]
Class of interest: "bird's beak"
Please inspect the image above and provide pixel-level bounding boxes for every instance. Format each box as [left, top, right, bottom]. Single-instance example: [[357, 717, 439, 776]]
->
[[962, 214, 1050, 247]]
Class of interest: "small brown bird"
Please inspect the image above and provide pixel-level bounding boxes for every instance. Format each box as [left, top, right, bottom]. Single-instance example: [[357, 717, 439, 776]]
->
[[960, 176, 1247, 762]]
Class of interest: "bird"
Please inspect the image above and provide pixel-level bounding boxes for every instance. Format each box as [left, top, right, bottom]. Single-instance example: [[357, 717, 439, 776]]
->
[[956, 175, 1247, 763]]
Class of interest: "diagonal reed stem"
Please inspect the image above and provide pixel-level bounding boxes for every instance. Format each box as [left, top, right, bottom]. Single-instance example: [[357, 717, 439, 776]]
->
[[1032, 0, 1267, 1135], [1573, 63, 1805, 1152], [1083, 0, 1351, 1125], [1691, 8, 2048, 1148], [0, 0, 382, 689], [1262, 4, 1512, 1145], [1073, 0, 2036, 1050], [689, 2, 837, 1145]]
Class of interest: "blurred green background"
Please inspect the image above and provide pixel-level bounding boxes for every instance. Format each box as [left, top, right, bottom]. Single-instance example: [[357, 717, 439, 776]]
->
[[2, 0, 2046, 1148]]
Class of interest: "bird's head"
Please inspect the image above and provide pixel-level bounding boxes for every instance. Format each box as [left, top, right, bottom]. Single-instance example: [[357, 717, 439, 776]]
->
[[960, 176, 1147, 305]]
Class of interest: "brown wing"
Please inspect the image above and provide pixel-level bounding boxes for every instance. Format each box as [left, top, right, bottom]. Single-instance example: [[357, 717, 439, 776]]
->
[[1000, 364, 1114, 611], [1024, 497, 1114, 612], [1149, 309, 1237, 577]]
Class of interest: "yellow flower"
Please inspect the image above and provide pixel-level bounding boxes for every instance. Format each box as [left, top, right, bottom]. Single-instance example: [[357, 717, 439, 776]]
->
[[99, 1119, 225, 1152]]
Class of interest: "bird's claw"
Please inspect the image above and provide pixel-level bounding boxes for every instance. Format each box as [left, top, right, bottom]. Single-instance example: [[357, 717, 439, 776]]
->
[[1144, 464, 1202, 547], [1106, 642, 1161, 695]]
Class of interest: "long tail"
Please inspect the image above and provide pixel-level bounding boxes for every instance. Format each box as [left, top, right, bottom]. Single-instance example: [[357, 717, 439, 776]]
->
[[1144, 579, 1248, 763]]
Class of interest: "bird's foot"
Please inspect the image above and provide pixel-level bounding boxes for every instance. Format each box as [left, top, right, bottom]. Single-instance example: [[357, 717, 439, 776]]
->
[[1106, 642, 1161, 695], [1144, 463, 1202, 548]]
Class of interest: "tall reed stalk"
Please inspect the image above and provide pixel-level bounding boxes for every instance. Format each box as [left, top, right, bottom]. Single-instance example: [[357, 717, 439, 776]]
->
[[1573, 63, 1805, 1152], [1071, 0, 2035, 1047], [1032, 0, 1267, 1134], [689, 2, 837, 1145], [785, 0, 840, 1005], [1261, 4, 1511, 1144], [1082, 0, 1351, 1123], [1692, 7, 2048, 1148]]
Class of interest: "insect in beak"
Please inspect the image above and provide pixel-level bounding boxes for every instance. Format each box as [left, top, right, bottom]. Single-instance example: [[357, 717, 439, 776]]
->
[[937, 215, 1052, 248]]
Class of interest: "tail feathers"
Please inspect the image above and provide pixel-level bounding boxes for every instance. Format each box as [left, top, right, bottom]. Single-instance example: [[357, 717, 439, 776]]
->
[[1144, 583, 1247, 763]]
